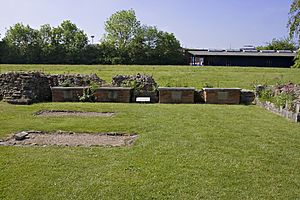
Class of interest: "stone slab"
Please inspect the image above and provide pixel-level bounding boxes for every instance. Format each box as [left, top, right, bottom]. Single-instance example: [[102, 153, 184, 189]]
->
[[158, 87, 195, 104], [203, 88, 241, 104]]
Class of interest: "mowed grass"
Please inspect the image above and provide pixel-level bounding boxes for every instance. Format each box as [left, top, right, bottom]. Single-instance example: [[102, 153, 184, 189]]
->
[[1, 103, 300, 199], [1, 64, 300, 89], [1, 65, 300, 199]]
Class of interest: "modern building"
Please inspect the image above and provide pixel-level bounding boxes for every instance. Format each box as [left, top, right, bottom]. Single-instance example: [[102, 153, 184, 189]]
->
[[186, 49, 296, 68]]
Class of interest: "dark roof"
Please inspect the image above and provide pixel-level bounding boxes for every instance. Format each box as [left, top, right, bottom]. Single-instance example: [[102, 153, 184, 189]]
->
[[188, 50, 296, 57]]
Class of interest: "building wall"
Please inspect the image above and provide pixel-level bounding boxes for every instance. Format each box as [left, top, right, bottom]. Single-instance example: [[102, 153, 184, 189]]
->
[[190, 55, 294, 68]]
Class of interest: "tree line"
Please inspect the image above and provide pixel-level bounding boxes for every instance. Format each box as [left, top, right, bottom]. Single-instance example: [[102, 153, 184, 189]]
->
[[288, 0, 300, 68], [0, 10, 185, 65], [0, 3, 300, 67], [256, 37, 298, 51]]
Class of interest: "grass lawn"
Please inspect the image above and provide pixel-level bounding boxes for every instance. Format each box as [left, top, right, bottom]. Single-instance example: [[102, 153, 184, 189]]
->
[[1, 65, 300, 199], [1, 64, 300, 89]]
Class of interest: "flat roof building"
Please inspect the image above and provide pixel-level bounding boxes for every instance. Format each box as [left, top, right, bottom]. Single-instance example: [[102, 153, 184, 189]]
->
[[186, 49, 296, 68]]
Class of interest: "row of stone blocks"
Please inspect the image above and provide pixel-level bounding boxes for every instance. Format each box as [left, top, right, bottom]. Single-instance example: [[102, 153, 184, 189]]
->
[[52, 87, 132, 103], [51, 87, 255, 104]]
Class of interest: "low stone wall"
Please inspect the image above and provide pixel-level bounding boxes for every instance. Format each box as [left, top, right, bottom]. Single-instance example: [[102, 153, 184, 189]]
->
[[0, 71, 256, 105], [203, 88, 241, 104], [240, 90, 256, 105], [51, 87, 85, 102], [256, 99, 300, 122], [0, 72, 104, 104], [112, 74, 157, 91], [158, 87, 195, 104], [112, 74, 158, 103], [0, 72, 51, 104], [48, 74, 104, 87], [94, 87, 132, 103], [131, 90, 158, 103]]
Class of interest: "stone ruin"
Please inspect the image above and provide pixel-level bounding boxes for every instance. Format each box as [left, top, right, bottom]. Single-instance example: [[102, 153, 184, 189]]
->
[[112, 73, 157, 91], [256, 83, 300, 108], [112, 73, 159, 102], [0, 72, 104, 104], [0, 71, 256, 105], [255, 83, 300, 122], [48, 74, 104, 87], [0, 72, 51, 104]]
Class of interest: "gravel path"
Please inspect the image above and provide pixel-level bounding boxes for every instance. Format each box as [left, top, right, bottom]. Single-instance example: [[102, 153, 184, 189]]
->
[[35, 110, 115, 117], [0, 131, 137, 147]]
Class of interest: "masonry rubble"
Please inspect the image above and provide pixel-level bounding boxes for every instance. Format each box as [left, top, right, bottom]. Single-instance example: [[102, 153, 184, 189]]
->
[[256, 99, 300, 122], [112, 73, 157, 91], [0, 71, 257, 105], [0, 72, 104, 104], [112, 73, 159, 102]]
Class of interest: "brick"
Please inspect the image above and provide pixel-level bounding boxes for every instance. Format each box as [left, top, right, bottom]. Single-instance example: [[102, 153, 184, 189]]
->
[[158, 87, 195, 104], [203, 88, 241, 104], [94, 87, 132, 103]]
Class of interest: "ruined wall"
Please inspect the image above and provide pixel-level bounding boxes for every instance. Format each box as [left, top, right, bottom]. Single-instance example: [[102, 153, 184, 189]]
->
[[112, 74, 158, 103], [0, 72, 51, 104], [256, 99, 300, 122], [48, 74, 104, 87], [0, 72, 104, 104]]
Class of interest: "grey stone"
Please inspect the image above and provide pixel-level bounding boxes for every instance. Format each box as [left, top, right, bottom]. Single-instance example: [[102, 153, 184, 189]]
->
[[256, 99, 299, 122], [15, 131, 29, 141], [0, 72, 104, 105], [112, 74, 158, 91]]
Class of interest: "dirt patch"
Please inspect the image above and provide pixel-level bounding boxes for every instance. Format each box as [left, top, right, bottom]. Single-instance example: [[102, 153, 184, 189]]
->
[[0, 131, 138, 147], [35, 110, 115, 117]]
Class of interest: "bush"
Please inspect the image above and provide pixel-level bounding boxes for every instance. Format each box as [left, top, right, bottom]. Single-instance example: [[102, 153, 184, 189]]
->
[[78, 82, 98, 102], [79, 88, 96, 102], [273, 92, 296, 110], [258, 83, 299, 111], [259, 88, 274, 102]]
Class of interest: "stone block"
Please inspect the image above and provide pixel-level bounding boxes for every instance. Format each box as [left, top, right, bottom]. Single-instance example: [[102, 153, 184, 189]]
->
[[15, 131, 29, 140], [51, 87, 85, 102], [158, 87, 195, 104], [240, 90, 255, 105], [131, 90, 158, 103], [203, 88, 241, 104], [94, 87, 132, 103]]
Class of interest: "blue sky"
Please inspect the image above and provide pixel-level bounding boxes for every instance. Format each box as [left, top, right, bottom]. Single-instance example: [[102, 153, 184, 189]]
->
[[0, 0, 293, 48]]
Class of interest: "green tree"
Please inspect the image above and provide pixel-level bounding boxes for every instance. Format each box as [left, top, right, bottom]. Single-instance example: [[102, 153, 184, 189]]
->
[[155, 30, 184, 65], [135, 26, 184, 65], [101, 9, 184, 65], [38, 24, 64, 63], [288, 0, 300, 68], [3, 23, 41, 63], [0, 40, 4, 63], [38, 21, 88, 64], [59, 20, 88, 60], [102, 9, 141, 64], [288, 0, 300, 42], [257, 38, 297, 51], [80, 44, 104, 64]]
